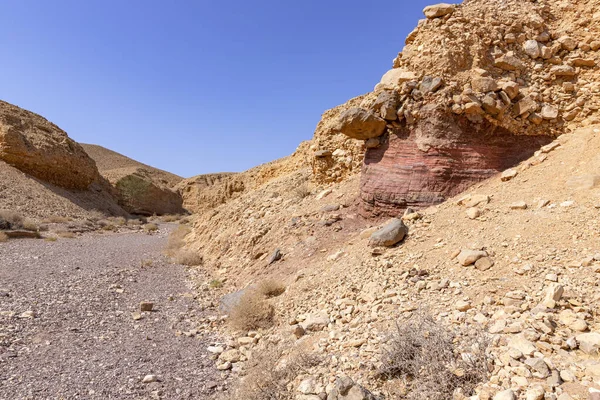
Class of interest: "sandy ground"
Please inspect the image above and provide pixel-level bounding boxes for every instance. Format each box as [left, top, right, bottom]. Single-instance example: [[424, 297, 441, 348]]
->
[[0, 226, 225, 399]]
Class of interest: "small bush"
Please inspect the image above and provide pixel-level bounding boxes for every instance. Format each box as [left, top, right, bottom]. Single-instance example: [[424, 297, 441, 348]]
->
[[258, 279, 286, 298], [380, 311, 490, 400], [174, 249, 203, 266], [226, 346, 321, 400], [141, 259, 153, 267], [22, 219, 39, 232], [56, 231, 76, 239], [45, 236, 57, 242], [143, 223, 159, 232], [43, 216, 70, 224], [0, 210, 23, 230], [293, 184, 311, 200], [108, 216, 127, 226], [229, 289, 275, 331], [0, 232, 8, 242], [164, 225, 191, 255], [209, 279, 223, 289], [160, 214, 179, 223]]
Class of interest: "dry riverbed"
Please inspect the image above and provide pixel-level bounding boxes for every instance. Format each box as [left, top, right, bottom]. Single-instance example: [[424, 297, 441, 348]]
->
[[0, 225, 227, 399]]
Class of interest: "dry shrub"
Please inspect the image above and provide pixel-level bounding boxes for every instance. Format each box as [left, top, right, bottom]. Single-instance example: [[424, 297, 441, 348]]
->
[[293, 184, 311, 200], [22, 219, 39, 232], [45, 236, 57, 242], [258, 279, 286, 298], [160, 214, 180, 223], [0, 232, 8, 242], [164, 225, 191, 255], [56, 231, 76, 239], [229, 289, 275, 331], [225, 345, 321, 400], [143, 223, 159, 232], [174, 249, 203, 266], [210, 279, 223, 288], [0, 210, 23, 230], [43, 216, 69, 224], [108, 216, 127, 226], [141, 259, 153, 267], [380, 311, 490, 400]]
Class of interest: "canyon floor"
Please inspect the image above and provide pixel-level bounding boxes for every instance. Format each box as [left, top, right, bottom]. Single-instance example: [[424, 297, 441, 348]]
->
[[0, 225, 227, 400]]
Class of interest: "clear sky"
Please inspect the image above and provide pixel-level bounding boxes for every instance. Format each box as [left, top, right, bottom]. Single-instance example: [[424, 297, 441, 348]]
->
[[0, 0, 435, 178]]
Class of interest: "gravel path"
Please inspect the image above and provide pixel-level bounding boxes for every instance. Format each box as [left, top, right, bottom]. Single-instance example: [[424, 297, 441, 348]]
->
[[0, 226, 225, 399]]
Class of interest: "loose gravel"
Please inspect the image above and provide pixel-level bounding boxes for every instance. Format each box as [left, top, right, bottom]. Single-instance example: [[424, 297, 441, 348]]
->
[[0, 226, 225, 399]]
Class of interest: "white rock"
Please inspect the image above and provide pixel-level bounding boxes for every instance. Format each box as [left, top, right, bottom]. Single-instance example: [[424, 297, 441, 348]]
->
[[457, 249, 487, 266], [494, 389, 517, 400], [142, 375, 159, 383], [298, 377, 318, 394], [508, 335, 537, 356], [523, 40, 541, 58]]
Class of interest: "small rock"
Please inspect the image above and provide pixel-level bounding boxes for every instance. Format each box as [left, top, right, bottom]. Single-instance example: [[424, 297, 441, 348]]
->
[[219, 349, 241, 363], [475, 257, 494, 271], [456, 300, 472, 312], [369, 219, 408, 247], [142, 375, 159, 383], [292, 324, 305, 339], [494, 389, 516, 400], [140, 302, 154, 312], [423, 3, 455, 19], [510, 201, 528, 210], [501, 169, 518, 182], [523, 40, 541, 58], [576, 332, 600, 354], [466, 207, 481, 219], [526, 385, 545, 400], [457, 249, 487, 266]]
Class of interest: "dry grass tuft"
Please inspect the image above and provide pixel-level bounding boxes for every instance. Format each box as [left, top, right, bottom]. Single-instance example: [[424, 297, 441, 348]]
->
[[258, 279, 286, 298], [43, 216, 70, 224], [22, 219, 39, 232], [56, 231, 76, 239], [379, 311, 490, 400], [0, 210, 23, 229], [143, 223, 159, 232], [0, 232, 8, 242], [229, 289, 275, 331], [108, 216, 127, 226], [164, 225, 190, 255], [224, 344, 321, 400], [174, 250, 203, 266], [293, 183, 311, 200], [45, 236, 58, 242], [160, 214, 181, 223], [141, 259, 153, 267]]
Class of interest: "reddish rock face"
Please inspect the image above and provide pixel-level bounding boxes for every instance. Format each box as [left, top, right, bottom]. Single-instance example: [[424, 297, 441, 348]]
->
[[360, 107, 552, 216]]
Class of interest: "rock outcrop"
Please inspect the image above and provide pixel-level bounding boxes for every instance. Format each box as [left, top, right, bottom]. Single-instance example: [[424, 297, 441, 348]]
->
[[0, 101, 99, 189], [312, 0, 600, 215]]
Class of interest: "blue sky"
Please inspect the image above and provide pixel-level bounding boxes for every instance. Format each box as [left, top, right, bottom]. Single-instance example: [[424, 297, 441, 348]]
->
[[0, 0, 435, 177]]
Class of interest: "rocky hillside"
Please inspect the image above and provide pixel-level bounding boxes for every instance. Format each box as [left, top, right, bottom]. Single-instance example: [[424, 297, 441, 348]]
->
[[81, 144, 185, 216], [182, 1, 600, 399]]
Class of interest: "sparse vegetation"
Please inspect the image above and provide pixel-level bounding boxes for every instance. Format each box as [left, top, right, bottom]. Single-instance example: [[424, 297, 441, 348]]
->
[[43, 216, 70, 224], [209, 279, 223, 288], [45, 236, 58, 242], [229, 288, 275, 331], [293, 183, 311, 200], [143, 223, 159, 232], [108, 216, 127, 226], [379, 311, 490, 400], [0, 210, 23, 230], [226, 345, 321, 400], [22, 219, 39, 232], [164, 225, 190, 255], [258, 279, 286, 298], [160, 214, 180, 223], [56, 231, 76, 239], [141, 259, 153, 267], [174, 249, 203, 266], [0, 232, 8, 242]]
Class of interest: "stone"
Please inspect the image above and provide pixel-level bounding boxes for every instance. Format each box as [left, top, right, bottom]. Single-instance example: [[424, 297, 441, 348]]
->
[[365, 138, 380, 149], [420, 76, 443, 93], [510, 201, 528, 210], [550, 65, 576, 77], [423, 3, 455, 19], [456, 300, 472, 311], [301, 313, 330, 332], [369, 219, 408, 247], [576, 332, 600, 354], [475, 257, 494, 271], [140, 301, 154, 312], [378, 69, 417, 90], [298, 377, 318, 394], [525, 357, 550, 378], [292, 324, 305, 339], [526, 385, 545, 400], [207, 346, 224, 354], [493, 389, 516, 400], [501, 169, 518, 181], [219, 349, 241, 363], [338, 108, 387, 140], [501, 81, 520, 99], [472, 77, 498, 93], [495, 52, 526, 70], [558, 36, 577, 51], [466, 207, 481, 219], [524, 40, 541, 58], [540, 104, 559, 120], [457, 249, 487, 266], [373, 91, 400, 121], [571, 58, 596, 67], [142, 375, 159, 383], [514, 97, 538, 116], [508, 335, 537, 356], [560, 369, 576, 382], [268, 248, 282, 264], [315, 150, 332, 157]]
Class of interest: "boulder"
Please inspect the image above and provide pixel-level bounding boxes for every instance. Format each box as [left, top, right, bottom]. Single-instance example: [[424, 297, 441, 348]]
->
[[523, 40, 541, 58], [423, 3, 455, 19], [576, 332, 600, 355], [457, 249, 487, 266], [338, 108, 387, 140], [472, 77, 498, 93], [378, 69, 417, 90], [0, 101, 99, 189], [420, 76, 443, 93], [369, 219, 408, 247], [495, 52, 526, 70]]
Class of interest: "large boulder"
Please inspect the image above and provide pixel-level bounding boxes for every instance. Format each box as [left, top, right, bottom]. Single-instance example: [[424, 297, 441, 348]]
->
[[337, 108, 387, 140], [0, 101, 99, 189], [423, 3, 456, 19], [369, 218, 408, 247], [113, 170, 184, 215]]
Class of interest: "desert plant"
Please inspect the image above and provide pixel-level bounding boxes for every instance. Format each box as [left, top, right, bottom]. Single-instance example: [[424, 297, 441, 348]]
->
[[141, 259, 153, 267], [143, 223, 159, 232], [174, 249, 203, 266], [209, 279, 223, 289], [0, 210, 23, 230], [229, 289, 275, 331], [160, 214, 179, 223], [45, 236, 58, 242], [164, 225, 191, 255], [258, 279, 286, 298], [22, 219, 39, 232], [293, 184, 311, 200], [225, 345, 321, 400], [0, 232, 8, 242], [56, 231, 76, 239], [379, 311, 490, 400], [108, 216, 127, 226], [43, 216, 70, 224]]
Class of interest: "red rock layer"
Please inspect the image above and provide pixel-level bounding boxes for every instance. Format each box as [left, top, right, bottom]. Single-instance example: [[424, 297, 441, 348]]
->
[[360, 108, 552, 216]]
